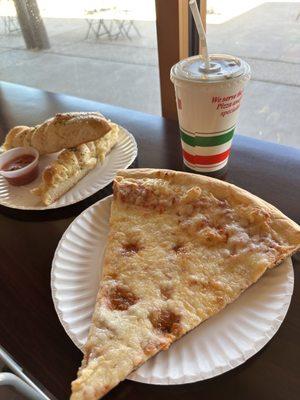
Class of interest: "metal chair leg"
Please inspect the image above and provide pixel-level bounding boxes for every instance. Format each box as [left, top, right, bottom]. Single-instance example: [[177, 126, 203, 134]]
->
[[115, 19, 126, 39], [126, 20, 142, 39], [0, 373, 46, 400], [102, 20, 112, 39], [95, 19, 102, 38], [133, 21, 142, 37], [85, 19, 93, 39]]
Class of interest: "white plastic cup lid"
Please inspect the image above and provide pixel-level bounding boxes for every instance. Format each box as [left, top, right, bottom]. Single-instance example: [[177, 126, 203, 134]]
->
[[171, 54, 251, 83]]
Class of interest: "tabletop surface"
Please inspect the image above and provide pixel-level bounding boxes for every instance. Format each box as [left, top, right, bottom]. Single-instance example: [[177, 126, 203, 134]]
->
[[0, 81, 299, 400]]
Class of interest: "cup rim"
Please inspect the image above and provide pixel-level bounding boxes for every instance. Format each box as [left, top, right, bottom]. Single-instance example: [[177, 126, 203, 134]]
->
[[170, 53, 251, 84]]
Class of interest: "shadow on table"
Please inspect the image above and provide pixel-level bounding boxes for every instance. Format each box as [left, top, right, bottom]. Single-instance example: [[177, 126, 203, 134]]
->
[[0, 185, 113, 222]]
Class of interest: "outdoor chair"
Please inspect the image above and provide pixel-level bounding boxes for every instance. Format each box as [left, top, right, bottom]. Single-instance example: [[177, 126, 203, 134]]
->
[[0, 0, 20, 35], [84, 3, 141, 41]]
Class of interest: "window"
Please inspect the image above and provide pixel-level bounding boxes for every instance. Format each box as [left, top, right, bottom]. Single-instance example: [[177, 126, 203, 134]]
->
[[206, 0, 300, 147], [0, 0, 161, 115]]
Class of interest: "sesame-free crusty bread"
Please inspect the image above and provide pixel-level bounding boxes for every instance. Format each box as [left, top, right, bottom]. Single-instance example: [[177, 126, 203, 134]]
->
[[32, 124, 119, 205], [70, 169, 300, 400], [2, 112, 111, 155]]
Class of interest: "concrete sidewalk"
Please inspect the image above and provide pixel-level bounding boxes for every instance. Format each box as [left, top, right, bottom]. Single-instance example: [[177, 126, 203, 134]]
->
[[0, 19, 161, 115], [0, 2, 299, 147]]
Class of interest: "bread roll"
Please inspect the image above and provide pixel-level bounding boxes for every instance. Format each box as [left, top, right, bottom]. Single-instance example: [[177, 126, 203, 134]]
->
[[2, 112, 111, 155], [32, 124, 119, 205]]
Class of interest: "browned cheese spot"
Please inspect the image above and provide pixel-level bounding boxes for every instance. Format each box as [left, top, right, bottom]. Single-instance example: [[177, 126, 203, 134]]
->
[[188, 277, 199, 286], [215, 295, 226, 307], [121, 242, 140, 256], [150, 309, 181, 336], [188, 277, 225, 292], [106, 271, 118, 280], [85, 347, 102, 365], [143, 339, 170, 356], [160, 286, 173, 300], [107, 285, 138, 311], [195, 197, 212, 210], [143, 341, 158, 356], [217, 199, 228, 208], [212, 226, 229, 244], [172, 243, 186, 253]]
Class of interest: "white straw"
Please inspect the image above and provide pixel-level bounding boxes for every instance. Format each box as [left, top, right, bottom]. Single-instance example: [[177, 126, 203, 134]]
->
[[189, 0, 210, 70]]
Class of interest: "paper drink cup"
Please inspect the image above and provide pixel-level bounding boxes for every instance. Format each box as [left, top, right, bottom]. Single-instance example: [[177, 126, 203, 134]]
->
[[171, 54, 251, 173]]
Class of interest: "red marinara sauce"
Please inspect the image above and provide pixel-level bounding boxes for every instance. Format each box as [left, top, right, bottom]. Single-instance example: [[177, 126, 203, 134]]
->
[[1, 154, 39, 186], [2, 154, 35, 172]]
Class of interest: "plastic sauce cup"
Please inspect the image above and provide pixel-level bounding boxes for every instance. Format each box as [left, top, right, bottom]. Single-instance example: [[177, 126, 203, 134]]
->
[[0, 147, 39, 186]]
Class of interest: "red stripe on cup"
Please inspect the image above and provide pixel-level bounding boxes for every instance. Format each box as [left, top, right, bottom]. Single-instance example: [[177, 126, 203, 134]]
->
[[182, 148, 231, 165]]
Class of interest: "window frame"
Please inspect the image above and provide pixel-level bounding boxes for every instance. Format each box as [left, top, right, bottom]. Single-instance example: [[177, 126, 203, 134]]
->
[[155, 0, 207, 120]]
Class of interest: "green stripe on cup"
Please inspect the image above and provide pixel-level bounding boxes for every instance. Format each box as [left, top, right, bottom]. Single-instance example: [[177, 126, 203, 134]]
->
[[180, 128, 235, 147]]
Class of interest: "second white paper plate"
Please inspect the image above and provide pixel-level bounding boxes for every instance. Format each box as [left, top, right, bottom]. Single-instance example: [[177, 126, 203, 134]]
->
[[51, 195, 294, 385]]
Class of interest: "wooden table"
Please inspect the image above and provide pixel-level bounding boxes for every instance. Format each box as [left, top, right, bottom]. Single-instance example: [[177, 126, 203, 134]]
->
[[0, 81, 299, 400]]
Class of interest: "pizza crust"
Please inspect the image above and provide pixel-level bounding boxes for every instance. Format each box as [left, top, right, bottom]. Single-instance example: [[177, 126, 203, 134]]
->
[[116, 168, 300, 249]]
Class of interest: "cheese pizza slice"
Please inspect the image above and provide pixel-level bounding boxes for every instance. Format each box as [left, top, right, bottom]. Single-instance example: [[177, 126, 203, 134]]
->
[[71, 169, 300, 400]]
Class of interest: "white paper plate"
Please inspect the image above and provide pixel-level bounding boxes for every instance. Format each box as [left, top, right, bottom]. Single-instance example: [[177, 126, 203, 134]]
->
[[0, 126, 137, 210], [51, 195, 294, 385]]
